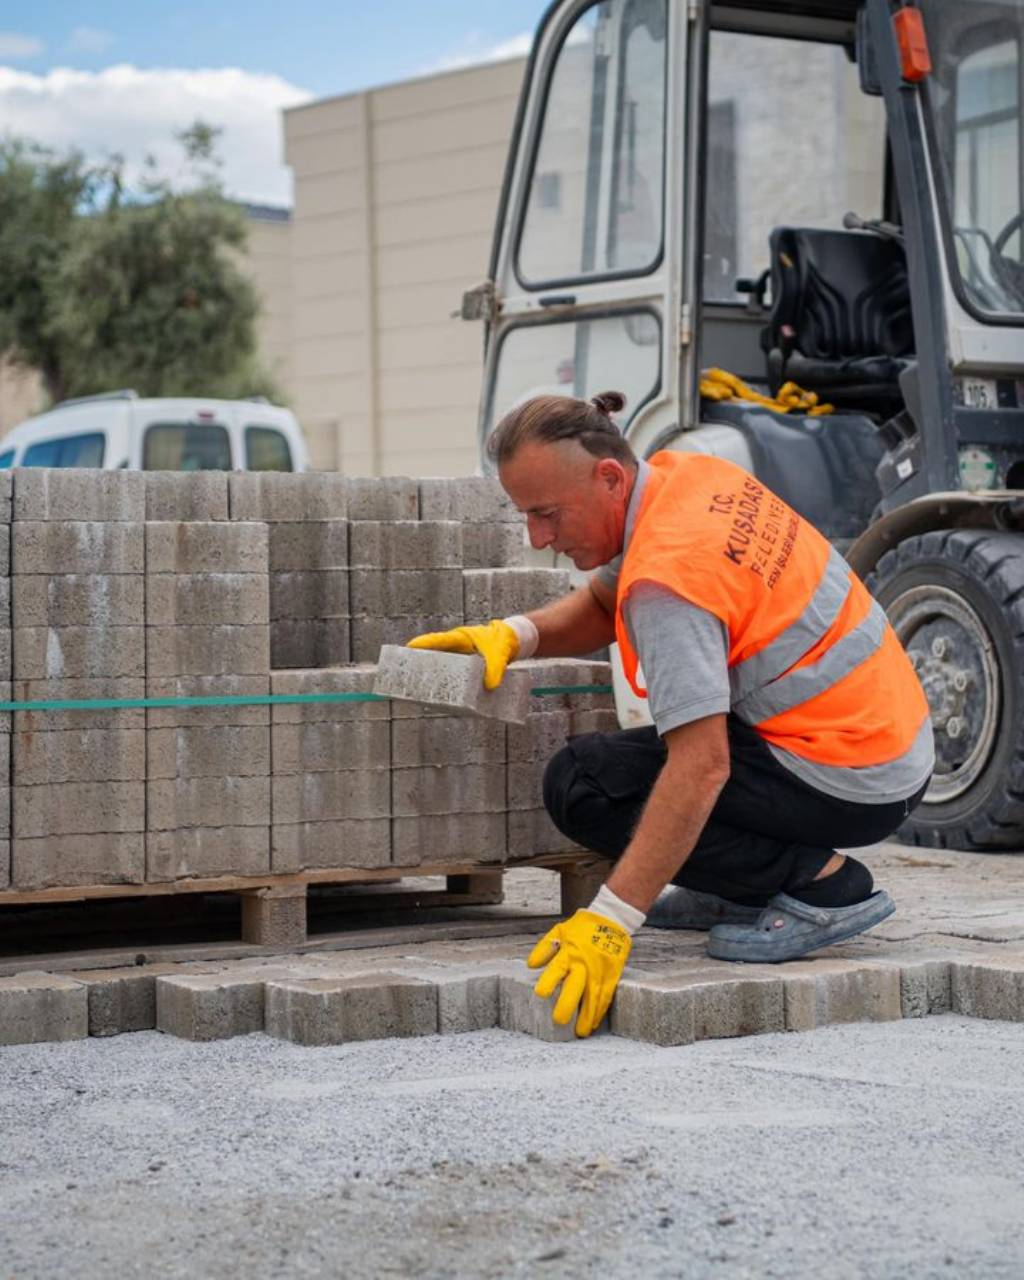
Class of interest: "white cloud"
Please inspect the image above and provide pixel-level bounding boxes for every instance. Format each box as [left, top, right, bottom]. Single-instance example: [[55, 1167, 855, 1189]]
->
[[0, 31, 44, 60], [424, 24, 590, 76], [0, 63, 313, 205], [65, 27, 115, 56], [424, 30, 532, 74]]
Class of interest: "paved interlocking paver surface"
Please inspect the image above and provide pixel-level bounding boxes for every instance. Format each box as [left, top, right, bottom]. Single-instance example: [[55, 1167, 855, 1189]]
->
[[3, 839, 1024, 1046]]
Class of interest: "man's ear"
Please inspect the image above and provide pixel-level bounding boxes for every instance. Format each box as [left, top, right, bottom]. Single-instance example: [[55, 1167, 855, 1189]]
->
[[595, 456, 628, 494]]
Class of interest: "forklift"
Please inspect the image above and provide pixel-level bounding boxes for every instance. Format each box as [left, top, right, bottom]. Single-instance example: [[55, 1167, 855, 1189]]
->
[[464, 0, 1024, 851]]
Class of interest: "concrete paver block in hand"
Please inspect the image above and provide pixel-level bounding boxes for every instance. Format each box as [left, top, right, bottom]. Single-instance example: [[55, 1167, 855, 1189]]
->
[[373, 645, 531, 724]]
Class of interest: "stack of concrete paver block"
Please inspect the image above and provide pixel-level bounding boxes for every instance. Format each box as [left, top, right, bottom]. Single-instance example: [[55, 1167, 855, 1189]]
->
[[377, 646, 614, 866], [0, 476, 11, 888], [270, 664, 391, 873], [144, 514, 271, 881], [390, 695, 509, 867], [462, 567, 572, 620], [506, 659, 619, 858], [0, 469, 612, 898], [230, 471, 351, 670], [349, 519, 464, 662], [418, 476, 526, 570], [10, 471, 146, 890]]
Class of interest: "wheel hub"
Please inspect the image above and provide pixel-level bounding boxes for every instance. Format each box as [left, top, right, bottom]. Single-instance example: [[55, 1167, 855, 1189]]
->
[[886, 585, 1000, 803]]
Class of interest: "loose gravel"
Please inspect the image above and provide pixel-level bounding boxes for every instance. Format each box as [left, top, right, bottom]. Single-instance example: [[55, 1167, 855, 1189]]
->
[[2, 1016, 1024, 1278]]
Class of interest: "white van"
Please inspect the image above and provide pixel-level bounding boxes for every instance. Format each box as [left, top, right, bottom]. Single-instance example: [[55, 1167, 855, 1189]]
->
[[0, 391, 311, 472]]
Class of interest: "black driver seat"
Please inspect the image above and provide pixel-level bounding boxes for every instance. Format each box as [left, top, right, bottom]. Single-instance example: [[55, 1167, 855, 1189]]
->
[[762, 227, 914, 418]]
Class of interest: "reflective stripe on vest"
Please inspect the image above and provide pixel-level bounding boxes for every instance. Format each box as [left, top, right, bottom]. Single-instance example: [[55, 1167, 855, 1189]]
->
[[729, 546, 852, 704], [734, 597, 888, 724]]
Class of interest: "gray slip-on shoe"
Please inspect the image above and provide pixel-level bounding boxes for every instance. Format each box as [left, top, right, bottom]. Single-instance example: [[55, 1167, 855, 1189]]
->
[[705, 889, 896, 962], [646, 886, 764, 932]]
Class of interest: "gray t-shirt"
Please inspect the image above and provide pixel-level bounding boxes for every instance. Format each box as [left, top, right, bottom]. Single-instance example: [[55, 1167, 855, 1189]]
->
[[594, 462, 730, 735], [598, 571, 731, 735]]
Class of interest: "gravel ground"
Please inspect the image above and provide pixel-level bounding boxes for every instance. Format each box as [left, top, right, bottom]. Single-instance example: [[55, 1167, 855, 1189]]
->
[[2, 1016, 1024, 1279]]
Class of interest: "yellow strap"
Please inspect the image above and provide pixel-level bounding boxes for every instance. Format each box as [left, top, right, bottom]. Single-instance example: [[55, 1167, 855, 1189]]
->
[[699, 367, 834, 417]]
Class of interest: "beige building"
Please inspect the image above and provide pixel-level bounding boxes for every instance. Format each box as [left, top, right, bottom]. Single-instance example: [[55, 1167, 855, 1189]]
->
[[241, 204, 295, 398], [0, 358, 43, 438], [280, 58, 525, 475]]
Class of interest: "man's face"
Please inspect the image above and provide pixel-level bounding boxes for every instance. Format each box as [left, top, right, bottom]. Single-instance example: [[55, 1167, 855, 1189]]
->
[[498, 439, 633, 571]]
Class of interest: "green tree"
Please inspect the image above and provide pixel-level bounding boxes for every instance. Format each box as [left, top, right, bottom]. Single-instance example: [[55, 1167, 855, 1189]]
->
[[0, 138, 99, 402], [0, 123, 278, 405]]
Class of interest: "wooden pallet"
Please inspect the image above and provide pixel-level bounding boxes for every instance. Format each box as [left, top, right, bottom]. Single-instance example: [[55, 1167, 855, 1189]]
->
[[0, 852, 610, 949]]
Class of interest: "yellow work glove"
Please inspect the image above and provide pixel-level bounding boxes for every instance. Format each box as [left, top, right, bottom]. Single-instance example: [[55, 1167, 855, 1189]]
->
[[699, 366, 834, 417], [407, 619, 519, 690], [527, 909, 632, 1038]]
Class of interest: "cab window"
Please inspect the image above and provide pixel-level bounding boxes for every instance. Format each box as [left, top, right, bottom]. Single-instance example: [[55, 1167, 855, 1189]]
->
[[245, 426, 293, 471], [702, 31, 886, 303], [0, 450, 14, 469], [487, 310, 660, 434], [143, 422, 231, 471], [23, 432, 106, 468], [517, 0, 667, 285]]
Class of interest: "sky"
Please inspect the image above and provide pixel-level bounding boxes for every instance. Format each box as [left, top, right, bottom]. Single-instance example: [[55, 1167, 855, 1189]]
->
[[0, 1, 551, 205]]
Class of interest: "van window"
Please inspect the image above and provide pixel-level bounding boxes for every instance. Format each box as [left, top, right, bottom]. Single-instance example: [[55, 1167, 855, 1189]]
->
[[245, 426, 293, 472], [0, 450, 14, 469], [143, 422, 231, 471], [23, 433, 106, 468]]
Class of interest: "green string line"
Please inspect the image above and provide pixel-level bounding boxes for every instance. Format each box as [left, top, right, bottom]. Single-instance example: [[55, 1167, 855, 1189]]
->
[[0, 685, 614, 713]]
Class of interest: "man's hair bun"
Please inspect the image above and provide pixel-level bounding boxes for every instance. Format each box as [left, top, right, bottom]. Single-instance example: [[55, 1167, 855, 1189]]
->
[[591, 390, 626, 417]]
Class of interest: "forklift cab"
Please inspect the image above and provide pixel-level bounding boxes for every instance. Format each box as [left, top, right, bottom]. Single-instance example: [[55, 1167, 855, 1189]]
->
[[472, 0, 1024, 851]]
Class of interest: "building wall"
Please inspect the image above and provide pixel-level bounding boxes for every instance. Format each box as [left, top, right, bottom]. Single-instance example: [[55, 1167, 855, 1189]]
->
[[0, 359, 45, 438], [242, 207, 295, 399], [283, 58, 525, 475]]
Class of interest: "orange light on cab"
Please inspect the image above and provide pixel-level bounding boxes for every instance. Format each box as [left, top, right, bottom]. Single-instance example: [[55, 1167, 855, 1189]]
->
[[893, 7, 932, 82]]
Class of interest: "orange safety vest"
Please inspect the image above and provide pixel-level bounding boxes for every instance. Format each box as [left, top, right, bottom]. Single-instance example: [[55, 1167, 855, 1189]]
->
[[615, 452, 930, 768]]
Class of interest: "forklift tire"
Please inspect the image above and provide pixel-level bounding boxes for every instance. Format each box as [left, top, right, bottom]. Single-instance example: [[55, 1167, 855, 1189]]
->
[[865, 528, 1024, 851]]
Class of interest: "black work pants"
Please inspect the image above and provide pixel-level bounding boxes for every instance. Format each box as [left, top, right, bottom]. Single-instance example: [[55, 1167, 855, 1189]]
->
[[542, 718, 928, 905]]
